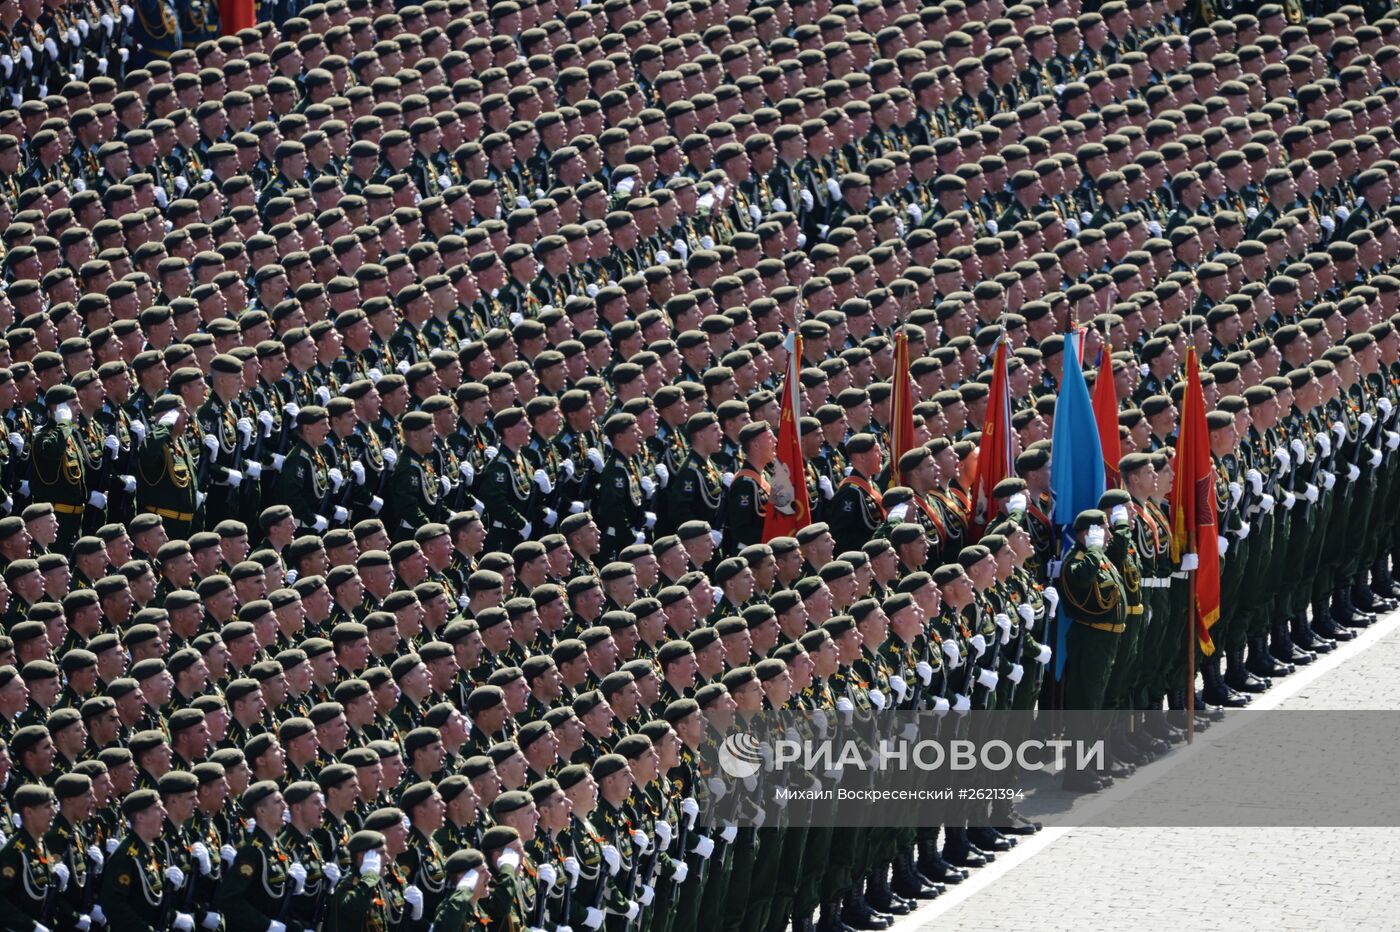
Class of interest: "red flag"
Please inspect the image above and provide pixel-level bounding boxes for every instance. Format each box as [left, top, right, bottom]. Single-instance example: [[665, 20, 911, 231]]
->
[[888, 330, 916, 486], [762, 333, 812, 541], [969, 338, 1014, 539], [1092, 348, 1121, 488], [220, 0, 256, 34], [1168, 348, 1221, 655]]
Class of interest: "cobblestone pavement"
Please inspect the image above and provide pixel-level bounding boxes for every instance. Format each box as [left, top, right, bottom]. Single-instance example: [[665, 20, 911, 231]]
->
[[899, 610, 1400, 932]]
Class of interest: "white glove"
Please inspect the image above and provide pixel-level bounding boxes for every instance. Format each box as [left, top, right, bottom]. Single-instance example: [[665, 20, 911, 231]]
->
[[560, 458, 575, 480], [91, 906, 105, 925], [1064, 218, 1080, 236], [107, 839, 121, 856], [382, 448, 398, 467], [1381, 398, 1395, 419], [1274, 446, 1291, 468], [1044, 586, 1060, 614], [439, 475, 452, 496], [1246, 206, 1259, 220], [1228, 481, 1242, 505], [587, 448, 605, 471], [868, 688, 886, 710], [639, 884, 655, 906], [1008, 663, 1024, 685], [315, 386, 331, 405], [800, 189, 815, 210], [172, 915, 194, 932], [1110, 504, 1129, 524], [570, 500, 585, 514], [101, 12, 113, 33], [1332, 422, 1347, 442], [969, 633, 987, 658], [722, 471, 734, 487], [681, 796, 700, 827], [672, 861, 689, 883], [533, 468, 553, 493], [914, 660, 934, 686], [1036, 643, 1052, 664], [1388, 431, 1400, 451], [327, 467, 344, 490], [826, 178, 842, 199], [313, 515, 329, 532], [53, 862, 70, 891], [88, 491, 107, 508], [888, 675, 908, 702], [87, 845, 103, 869], [200, 915, 219, 930], [1007, 492, 1029, 513], [287, 862, 306, 894], [44, 38, 59, 60], [236, 416, 253, 443], [655, 462, 669, 486], [601, 844, 621, 876], [1305, 484, 1319, 503], [583, 907, 605, 930], [1238, 522, 1251, 540], [1259, 494, 1275, 513], [202, 433, 220, 454], [1321, 216, 1335, 233], [976, 667, 999, 691], [655, 820, 672, 850], [360, 850, 382, 876], [624, 901, 640, 921], [323, 862, 341, 885], [563, 857, 580, 886], [1181, 553, 1200, 571], [1017, 603, 1035, 624], [1218, 535, 1229, 556], [224, 469, 242, 487], [350, 461, 366, 485], [1290, 438, 1306, 460], [1246, 468, 1263, 494], [17, 46, 29, 68], [1348, 464, 1362, 482], [7, 433, 23, 453], [719, 825, 738, 844], [952, 694, 971, 713], [819, 476, 834, 499], [130, 420, 146, 442], [693, 836, 714, 859], [994, 613, 1012, 643], [941, 639, 962, 668], [907, 203, 923, 224], [76, 918, 89, 932], [245, 462, 262, 480], [1370, 448, 1384, 467], [104, 434, 120, 456], [404, 884, 423, 920], [537, 863, 557, 891], [640, 476, 656, 497], [710, 529, 723, 548], [257, 410, 274, 435], [1361, 413, 1375, 432], [835, 697, 855, 713], [191, 842, 211, 876], [522, 520, 533, 538], [55, 404, 73, 424], [631, 829, 649, 853]]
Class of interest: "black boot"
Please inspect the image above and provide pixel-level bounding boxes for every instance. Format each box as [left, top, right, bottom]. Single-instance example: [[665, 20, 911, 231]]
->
[[1373, 559, 1399, 599], [1294, 613, 1333, 653], [917, 838, 966, 884], [941, 826, 987, 868], [818, 900, 854, 932], [863, 865, 909, 916], [1201, 653, 1249, 706], [1272, 619, 1314, 665], [891, 851, 940, 900], [1247, 636, 1288, 678], [1313, 599, 1354, 641], [841, 888, 890, 930], [1339, 587, 1374, 627], [1225, 646, 1268, 692]]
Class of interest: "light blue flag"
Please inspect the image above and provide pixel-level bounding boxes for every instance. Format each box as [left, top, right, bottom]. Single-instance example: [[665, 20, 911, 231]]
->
[[1049, 331, 1106, 680]]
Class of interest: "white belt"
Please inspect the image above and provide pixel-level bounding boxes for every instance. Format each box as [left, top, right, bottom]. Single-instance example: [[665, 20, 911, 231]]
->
[[1141, 578, 1170, 588], [1171, 571, 1188, 580]]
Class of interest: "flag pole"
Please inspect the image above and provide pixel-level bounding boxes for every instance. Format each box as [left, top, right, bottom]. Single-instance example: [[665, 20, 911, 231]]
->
[[1185, 522, 1196, 746]]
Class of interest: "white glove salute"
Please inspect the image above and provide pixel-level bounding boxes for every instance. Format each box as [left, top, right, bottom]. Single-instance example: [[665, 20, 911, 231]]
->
[[360, 849, 382, 877], [404, 884, 424, 920]]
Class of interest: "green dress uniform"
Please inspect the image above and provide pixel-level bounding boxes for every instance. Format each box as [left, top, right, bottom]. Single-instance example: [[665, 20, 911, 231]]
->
[[721, 463, 769, 552], [481, 856, 539, 931], [397, 828, 447, 930], [281, 824, 334, 928], [196, 395, 247, 527], [560, 813, 608, 932], [28, 418, 89, 551], [594, 450, 648, 561], [829, 471, 886, 555], [273, 436, 333, 534], [478, 447, 535, 552], [44, 813, 93, 928], [0, 828, 54, 931], [322, 867, 392, 932], [99, 833, 169, 932], [215, 827, 302, 932], [664, 452, 723, 536], [389, 445, 446, 543], [135, 421, 200, 540], [1058, 540, 1128, 712]]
